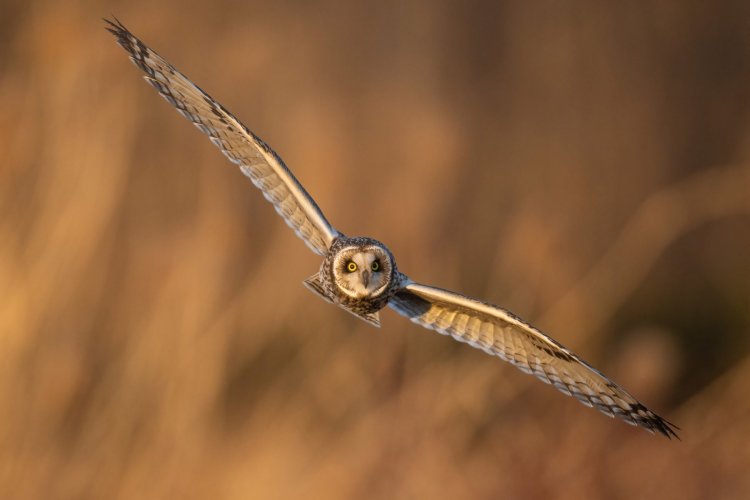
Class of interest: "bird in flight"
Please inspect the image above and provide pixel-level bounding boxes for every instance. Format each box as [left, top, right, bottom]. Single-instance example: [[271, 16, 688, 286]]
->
[[106, 19, 678, 438]]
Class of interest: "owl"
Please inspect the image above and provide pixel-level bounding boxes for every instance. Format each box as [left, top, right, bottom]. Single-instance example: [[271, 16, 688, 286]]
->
[[107, 19, 678, 438]]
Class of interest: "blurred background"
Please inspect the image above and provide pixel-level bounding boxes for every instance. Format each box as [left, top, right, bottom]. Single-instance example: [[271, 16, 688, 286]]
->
[[2, 1, 750, 498]]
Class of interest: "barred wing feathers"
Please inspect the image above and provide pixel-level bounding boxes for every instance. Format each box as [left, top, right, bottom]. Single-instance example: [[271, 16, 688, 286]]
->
[[389, 281, 678, 438], [106, 19, 340, 256]]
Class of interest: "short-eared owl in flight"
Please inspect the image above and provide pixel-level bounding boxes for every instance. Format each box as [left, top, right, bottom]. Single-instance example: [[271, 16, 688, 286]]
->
[[107, 19, 678, 438]]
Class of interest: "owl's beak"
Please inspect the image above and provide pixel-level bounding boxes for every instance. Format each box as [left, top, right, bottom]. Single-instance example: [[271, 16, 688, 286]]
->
[[361, 269, 371, 287]]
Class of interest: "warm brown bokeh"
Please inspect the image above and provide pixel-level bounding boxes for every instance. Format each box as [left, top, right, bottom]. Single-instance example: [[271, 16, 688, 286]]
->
[[2, 1, 750, 499]]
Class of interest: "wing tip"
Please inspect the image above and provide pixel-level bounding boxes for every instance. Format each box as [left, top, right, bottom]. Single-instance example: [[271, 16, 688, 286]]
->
[[630, 402, 680, 440], [104, 17, 150, 67], [103, 16, 129, 43], [650, 415, 681, 440]]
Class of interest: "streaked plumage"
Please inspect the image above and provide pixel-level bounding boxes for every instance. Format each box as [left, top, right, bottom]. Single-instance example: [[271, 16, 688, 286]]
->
[[106, 19, 678, 439]]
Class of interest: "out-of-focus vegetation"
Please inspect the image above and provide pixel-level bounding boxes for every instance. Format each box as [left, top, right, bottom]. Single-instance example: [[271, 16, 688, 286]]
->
[[2, 1, 749, 498]]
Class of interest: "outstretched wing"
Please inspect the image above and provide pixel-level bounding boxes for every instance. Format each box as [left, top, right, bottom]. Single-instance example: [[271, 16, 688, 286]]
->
[[106, 19, 340, 256], [389, 280, 678, 438]]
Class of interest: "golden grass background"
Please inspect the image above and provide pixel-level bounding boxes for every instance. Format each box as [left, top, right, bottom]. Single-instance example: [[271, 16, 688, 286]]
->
[[2, 1, 750, 498]]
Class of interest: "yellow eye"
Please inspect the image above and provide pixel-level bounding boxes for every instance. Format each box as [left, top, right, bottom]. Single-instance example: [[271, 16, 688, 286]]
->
[[371, 260, 380, 272], [346, 261, 357, 273]]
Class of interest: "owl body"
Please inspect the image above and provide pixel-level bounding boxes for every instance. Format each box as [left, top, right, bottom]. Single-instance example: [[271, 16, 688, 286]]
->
[[108, 19, 678, 438]]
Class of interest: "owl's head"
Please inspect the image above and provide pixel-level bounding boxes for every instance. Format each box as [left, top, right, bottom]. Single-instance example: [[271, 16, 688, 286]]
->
[[332, 242, 394, 299]]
